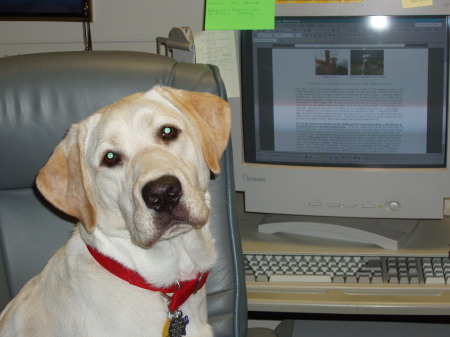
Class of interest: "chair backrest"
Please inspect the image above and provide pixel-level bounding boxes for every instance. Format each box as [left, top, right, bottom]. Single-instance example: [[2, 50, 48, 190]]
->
[[0, 51, 247, 337]]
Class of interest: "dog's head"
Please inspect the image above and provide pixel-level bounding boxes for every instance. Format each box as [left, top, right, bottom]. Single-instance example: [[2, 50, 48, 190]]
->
[[362, 54, 373, 65], [36, 86, 231, 248]]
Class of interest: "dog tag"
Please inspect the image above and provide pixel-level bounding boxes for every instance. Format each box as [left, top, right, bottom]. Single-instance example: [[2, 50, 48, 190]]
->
[[162, 310, 189, 337]]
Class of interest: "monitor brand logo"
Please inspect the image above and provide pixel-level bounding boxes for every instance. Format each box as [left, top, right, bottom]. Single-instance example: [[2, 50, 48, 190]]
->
[[242, 173, 266, 183]]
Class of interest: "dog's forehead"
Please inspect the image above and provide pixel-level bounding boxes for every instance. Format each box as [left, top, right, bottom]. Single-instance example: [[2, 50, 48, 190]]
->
[[97, 91, 187, 129]]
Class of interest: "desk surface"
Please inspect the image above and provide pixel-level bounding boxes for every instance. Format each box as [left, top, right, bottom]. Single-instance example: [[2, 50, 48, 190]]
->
[[236, 193, 450, 315]]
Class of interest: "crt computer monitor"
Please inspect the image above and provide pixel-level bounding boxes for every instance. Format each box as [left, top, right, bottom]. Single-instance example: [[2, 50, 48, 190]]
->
[[235, 16, 450, 248]]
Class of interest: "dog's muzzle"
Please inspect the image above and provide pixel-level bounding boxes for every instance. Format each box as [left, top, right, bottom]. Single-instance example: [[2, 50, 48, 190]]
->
[[141, 174, 195, 232], [135, 174, 209, 246]]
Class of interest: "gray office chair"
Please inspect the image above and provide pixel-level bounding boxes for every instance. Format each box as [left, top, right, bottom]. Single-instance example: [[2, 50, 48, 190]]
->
[[0, 51, 277, 337]]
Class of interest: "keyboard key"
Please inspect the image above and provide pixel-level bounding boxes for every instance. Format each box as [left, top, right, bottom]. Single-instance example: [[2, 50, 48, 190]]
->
[[388, 267, 398, 276], [371, 276, 383, 284], [389, 277, 399, 284], [333, 276, 345, 283], [256, 274, 269, 282], [425, 276, 446, 284], [245, 274, 256, 282], [358, 276, 371, 284], [399, 276, 409, 284], [409, 276, 419, 284], [270, 274, 332, 283], [345, 276, 357, 283]]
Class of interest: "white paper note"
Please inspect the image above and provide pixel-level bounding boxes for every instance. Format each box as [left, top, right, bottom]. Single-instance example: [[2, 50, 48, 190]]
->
[[194, 30, 240, 98]]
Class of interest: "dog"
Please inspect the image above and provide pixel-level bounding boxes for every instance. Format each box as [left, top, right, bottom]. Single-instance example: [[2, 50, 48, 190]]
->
[[0, 86, 231, 337], [361, 54, 379, 75]]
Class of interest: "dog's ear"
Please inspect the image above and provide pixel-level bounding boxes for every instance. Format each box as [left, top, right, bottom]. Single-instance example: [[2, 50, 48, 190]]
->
[[156, 86, 231, 174], [36, 123, 97, 233]]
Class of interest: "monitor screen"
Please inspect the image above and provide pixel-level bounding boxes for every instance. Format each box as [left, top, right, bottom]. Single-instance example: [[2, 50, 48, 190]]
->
[[0, 0, 91, 22], [242, 16, 447, 168], [235, 16, 450, 221]]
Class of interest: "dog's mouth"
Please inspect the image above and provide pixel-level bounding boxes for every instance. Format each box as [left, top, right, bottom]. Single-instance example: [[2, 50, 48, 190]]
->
[[155, 203, 209, 234], [133, 209, 209, 248], [159, 213, 209, 239]]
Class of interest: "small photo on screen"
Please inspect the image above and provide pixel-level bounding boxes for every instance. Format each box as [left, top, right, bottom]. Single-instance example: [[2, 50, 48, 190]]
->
[[315, 50, 349, 76], [351, 50, 385, 75]]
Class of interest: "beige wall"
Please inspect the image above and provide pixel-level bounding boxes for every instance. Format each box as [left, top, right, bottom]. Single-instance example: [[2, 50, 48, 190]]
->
[[2, 0, 450, 57], [0, 0, 206, 56]]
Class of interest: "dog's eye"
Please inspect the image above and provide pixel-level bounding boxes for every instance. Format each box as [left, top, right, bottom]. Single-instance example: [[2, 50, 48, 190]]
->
[[161, 126, 179, 141], [102, 151, 122, 167]]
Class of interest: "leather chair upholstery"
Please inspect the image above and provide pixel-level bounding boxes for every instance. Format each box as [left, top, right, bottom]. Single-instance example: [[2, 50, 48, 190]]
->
[[0, 51, 277, 337]]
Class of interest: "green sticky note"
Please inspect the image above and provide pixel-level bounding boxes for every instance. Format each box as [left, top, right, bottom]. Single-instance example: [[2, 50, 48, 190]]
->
[[205, 0, 275, 30]]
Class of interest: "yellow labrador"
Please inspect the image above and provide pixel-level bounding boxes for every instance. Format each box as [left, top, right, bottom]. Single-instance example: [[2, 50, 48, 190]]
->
[[0, 86, 231, 337]]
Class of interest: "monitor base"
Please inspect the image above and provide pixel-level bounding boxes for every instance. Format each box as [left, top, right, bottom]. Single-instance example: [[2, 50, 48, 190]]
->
[[258, 215, 419, 250]]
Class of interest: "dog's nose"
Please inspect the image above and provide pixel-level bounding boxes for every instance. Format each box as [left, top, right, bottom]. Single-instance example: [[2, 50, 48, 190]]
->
[[141, 175, 183, 213]]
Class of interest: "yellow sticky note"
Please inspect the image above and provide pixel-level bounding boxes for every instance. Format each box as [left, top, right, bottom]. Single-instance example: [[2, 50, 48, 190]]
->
[[402, 0, 433, 8], [204, 0, 275, 30]]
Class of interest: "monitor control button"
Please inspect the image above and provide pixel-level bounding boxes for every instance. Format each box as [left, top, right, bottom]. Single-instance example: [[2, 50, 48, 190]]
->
[[388, 201, 400, 211]]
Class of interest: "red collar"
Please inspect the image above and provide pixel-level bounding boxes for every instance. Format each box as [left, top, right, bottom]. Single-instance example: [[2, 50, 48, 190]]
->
[[86, 244, 208, 312]]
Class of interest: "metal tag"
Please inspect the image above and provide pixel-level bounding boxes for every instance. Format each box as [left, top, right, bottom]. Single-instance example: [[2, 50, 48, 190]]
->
[[162, 310, 189, 337]]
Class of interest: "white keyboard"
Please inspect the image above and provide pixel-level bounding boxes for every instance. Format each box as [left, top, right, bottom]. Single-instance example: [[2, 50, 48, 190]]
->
[[244, 253, 450, 285]]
